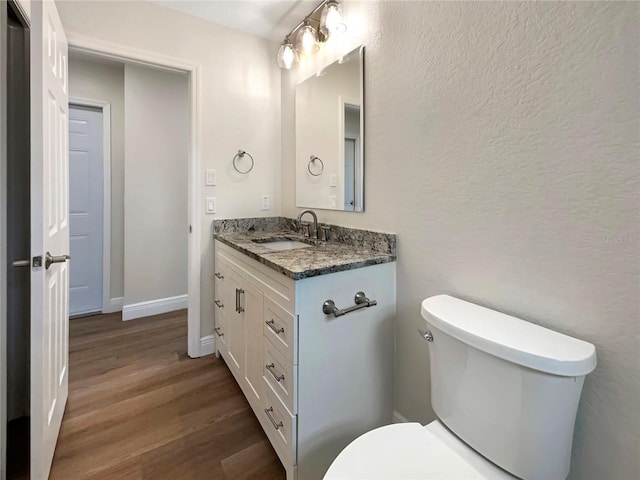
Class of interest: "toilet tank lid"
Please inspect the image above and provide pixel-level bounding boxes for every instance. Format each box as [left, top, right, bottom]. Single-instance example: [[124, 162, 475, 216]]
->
[[421, 295, 597, 377]]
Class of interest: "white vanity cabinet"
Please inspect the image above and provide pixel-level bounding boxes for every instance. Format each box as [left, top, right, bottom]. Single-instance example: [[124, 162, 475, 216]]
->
[[213, 240, 395, 480]]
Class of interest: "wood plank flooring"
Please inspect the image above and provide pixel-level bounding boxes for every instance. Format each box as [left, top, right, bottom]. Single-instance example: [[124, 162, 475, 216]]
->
[[45, 310, 285, 479]]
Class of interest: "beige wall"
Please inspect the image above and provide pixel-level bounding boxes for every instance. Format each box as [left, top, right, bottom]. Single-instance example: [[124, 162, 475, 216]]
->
[[282, 2, 639, 478], [123, 64, 188, 305], [57, 0, 282, 336], [68, 56, 125, 301]]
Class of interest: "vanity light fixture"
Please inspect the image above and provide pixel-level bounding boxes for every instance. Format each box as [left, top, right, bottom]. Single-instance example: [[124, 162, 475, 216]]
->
[[277, 37, 298, 70], [320, 0, 346, 37], [296, 18, 320, 55], [276, 0, 348, 70]]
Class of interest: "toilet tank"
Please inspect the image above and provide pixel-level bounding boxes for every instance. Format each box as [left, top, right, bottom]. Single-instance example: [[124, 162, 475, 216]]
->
[[421, 295, 596, 480]]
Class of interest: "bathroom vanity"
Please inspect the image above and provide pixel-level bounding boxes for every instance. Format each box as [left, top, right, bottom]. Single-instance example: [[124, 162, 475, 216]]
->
[[213, 218, 396, 480]]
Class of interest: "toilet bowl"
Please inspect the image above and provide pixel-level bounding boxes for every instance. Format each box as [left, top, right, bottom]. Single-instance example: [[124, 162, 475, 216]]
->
[[324, 420, 515, 480]]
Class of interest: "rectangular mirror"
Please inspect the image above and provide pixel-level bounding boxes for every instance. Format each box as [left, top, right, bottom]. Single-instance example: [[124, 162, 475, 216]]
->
[[295, 46, 364, 212]]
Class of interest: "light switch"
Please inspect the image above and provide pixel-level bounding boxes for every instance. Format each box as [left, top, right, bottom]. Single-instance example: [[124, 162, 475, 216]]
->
[[205, 169, 216, 186], [329, 174, 337, 187], [261, 195, 270, 210], [205, 197, 216, 214], [330, 195, 337, 209]]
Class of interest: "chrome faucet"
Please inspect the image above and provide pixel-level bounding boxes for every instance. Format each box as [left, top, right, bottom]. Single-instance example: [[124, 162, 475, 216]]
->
[[297, 210, 318, 239]]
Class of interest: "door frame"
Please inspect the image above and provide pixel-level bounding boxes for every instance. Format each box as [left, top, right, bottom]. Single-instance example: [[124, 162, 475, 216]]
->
[[0, 3, 7, 476], [67, 34, 203, 358], [68, 98, 112, 315]]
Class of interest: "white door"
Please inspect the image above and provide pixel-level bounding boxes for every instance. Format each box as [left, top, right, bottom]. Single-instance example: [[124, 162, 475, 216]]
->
[[344, 138, 356, 211], [69, 106, 103, 316], [30, 1, 69, 478]]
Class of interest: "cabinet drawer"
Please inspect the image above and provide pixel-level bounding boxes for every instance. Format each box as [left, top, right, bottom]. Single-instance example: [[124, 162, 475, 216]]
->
[[262, 379, 297, 467], [263, 296, 297, 364], [263, 338, 297, 415]]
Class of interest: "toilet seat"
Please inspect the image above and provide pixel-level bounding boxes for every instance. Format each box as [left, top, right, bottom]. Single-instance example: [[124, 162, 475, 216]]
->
[[323, 421, 517, 480]]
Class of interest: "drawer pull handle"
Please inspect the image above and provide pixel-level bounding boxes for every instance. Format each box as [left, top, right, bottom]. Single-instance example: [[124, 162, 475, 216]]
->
[[265, 319, 285, 334], [214, 300, 224, 308], [214, 327, 224, 337], [236, 288, 245, 313], [265, 363, 285, 382], [264, 407, 283, 430], [214, 272, 224, 279]]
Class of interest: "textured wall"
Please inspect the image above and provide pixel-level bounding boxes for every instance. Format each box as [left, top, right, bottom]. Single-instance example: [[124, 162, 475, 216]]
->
[[281, 2, 639, 478], [57, 0, 282, 336], [68, 57, 125, 301]]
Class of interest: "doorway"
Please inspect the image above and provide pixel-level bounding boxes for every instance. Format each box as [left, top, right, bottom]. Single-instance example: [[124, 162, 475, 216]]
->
[[4, 0, 30, 477], [67, 39, 202, 357], [68, 105, 104, 317]]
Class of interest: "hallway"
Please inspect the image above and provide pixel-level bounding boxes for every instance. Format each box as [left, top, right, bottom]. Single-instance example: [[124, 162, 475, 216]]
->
[[44, 310, 285, 479]]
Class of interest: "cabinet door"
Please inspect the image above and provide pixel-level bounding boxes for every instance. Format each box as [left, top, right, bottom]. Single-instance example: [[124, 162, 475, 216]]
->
[[225, 267, 246, 376], [243, 281, 264, 404]]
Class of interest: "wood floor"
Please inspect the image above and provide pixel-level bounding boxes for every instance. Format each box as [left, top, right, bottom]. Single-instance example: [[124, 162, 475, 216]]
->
[[42, 309, 286, 479]]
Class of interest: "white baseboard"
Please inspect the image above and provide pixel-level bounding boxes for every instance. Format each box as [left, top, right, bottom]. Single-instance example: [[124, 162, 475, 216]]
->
[[103, 296, 124, 314], [122, 294, 188, 321], [393, 410, 409, 423], [199, 335, 215, 356]]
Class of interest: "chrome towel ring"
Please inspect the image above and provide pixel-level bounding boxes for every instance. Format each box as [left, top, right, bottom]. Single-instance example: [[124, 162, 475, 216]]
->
[[308, 155, 324, 176], [233, 150, 254, 174]]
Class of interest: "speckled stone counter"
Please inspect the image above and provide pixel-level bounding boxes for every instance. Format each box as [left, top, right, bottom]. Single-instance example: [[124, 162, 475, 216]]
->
[[213, 218, 396, 280]]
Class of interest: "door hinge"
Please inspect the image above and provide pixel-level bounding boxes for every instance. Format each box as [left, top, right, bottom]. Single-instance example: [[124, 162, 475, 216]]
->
[[189, 224, 192, 233], [33, 255, 43, 268]]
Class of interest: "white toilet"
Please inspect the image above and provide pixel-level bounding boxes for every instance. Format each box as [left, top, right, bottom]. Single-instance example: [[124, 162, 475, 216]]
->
[[324, 295, 597, 480]]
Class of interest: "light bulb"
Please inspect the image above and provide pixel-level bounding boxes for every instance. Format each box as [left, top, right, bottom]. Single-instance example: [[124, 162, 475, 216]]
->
[[320, 1, 346, 37], [277, 39, 298, 69], [296, 21, 319, 55]]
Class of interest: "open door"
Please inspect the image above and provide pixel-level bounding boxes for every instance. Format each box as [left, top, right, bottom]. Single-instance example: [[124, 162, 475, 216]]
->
[[30, 1, 69, 478]]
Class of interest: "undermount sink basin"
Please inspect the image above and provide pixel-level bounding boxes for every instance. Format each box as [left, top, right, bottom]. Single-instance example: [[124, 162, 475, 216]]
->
[[256, 240, 313, 251]]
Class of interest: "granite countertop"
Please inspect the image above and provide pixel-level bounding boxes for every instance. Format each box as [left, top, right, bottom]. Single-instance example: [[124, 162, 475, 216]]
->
[[214, 229, 396, 280]]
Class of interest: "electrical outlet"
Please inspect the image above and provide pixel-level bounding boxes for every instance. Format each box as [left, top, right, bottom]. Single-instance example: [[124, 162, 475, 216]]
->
[[261, 195, 270, 210], [330, 195, 337, 209], [205, 169, 216, 186], [329, 174, 337, 187], [205, 197, 216, 214]]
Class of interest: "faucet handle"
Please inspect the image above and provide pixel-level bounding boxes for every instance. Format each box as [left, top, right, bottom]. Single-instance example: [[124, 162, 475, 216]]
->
[[320, 225, 331, 241], [300, 222, 311, 237]]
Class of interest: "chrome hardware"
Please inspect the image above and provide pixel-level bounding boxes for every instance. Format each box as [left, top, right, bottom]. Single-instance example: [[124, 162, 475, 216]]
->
[[214, 272, 224, 279], [12, 259, 30, 267], [265, 363, 285, 382], [264, 407, 283, 430], [322, 291, 378, 318], [214, 300, 224, 309], [297, 209, 318, 239], [232, 150, 254, 175], [300, 222, 311, 237], [214, 327, 224, 337], [307, 155, 324, 176], [320, 225, 331, 241], [235, 288, 245, 313], [265, 319, 285, 335], [418, 329, 433, 342], [45, 252, 70, 270]]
